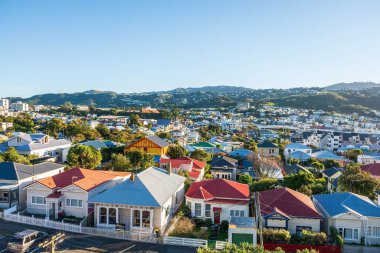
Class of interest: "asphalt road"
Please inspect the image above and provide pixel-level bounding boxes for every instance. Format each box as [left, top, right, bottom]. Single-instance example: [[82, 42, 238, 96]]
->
[[0, 219, 196, 253]]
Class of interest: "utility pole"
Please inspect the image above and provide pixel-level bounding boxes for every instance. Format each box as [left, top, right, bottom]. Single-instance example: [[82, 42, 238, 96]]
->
[[38, 232, 65, 253], [255, 192, 263, 247]]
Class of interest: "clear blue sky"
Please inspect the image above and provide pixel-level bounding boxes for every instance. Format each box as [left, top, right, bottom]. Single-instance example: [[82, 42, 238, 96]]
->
[[1, 0, 380, 97]]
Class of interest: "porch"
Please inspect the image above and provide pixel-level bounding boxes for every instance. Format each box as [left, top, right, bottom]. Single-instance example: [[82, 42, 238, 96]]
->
[[45, 192, 63, 220], [96, 205, 155, 233], [0, 184, 18, 209]]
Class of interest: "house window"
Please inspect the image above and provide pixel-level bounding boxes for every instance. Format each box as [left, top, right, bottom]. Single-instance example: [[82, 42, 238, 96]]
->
[[108, 208, 116, 224], [16, 137, 21, 143], [368, 226, 380, 238], [195, 203, 202, 217], [230, 210, 244, 217], [339, 228, 359, 240], [66, 198, 83, 207], [0, 192, 8, 202], [133, 210, 141, 227], [100, 207, 107, 224], [32, 196, 45, 205], [205, 204, 211, 217], [296, 226, 312, 236], [142, 211, 150, 228]]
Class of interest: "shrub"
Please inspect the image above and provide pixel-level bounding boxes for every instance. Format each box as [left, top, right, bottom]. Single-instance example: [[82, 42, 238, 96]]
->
[[289, 233, 302, 244], [330, 226, 343, 246], [261, 228, 291, 243], [178, 204, 191, 218], [296, 250, 319, 253], [220, 220, 229, 232], [169, 217, 196, 238], [300, 230, 327, 246]]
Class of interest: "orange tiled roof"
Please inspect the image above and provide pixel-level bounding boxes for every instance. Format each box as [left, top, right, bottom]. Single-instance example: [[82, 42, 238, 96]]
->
[[37, 168, 130, 192]]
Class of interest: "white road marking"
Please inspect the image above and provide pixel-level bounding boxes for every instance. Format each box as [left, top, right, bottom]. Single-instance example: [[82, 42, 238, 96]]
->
[[59, 247, 70, 252], [0, 249, 7, 253], [118, 245, 135, 253]]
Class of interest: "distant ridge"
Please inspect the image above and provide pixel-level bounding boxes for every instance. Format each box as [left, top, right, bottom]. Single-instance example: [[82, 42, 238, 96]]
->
[[324, 82, 380, 91], [169, 85, 253, 93]]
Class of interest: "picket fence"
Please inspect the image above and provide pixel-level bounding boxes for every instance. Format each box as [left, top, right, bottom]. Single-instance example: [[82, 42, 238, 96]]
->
[[0, 212, 157, 243], [163, 236, 208, 248]]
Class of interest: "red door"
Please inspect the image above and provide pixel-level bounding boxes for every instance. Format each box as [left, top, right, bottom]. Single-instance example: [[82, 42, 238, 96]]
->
[[214, 212, 220, 224]]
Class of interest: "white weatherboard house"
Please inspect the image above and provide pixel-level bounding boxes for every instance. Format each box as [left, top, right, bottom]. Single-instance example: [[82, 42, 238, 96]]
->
[[185, 179, 250, 224], [0, 133, 72, 162], [89, 167, 185, 233], [314, 192, 380, 245], [0, 162, 65, 209], [25, 168, 130, 219]]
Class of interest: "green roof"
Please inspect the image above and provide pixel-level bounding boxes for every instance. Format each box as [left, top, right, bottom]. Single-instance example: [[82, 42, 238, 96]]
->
[[192, 142, 216, 148]]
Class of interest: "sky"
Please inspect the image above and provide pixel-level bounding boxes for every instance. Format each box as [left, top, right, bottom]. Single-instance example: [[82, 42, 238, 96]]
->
[[1, 0, 380, 97]]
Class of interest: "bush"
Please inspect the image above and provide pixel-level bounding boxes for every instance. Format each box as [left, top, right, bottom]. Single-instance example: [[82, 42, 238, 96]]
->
[[330, 226, 343, 246], [178, 204, 191, 218], [220, 220, 229, 232], [261, 228, 291, 243], [289, 233, 302, 244], [169, 217, 196, 238], [193, 218, 212, 228], [296, 250, 319, 253], [300, 230, 327, 246]]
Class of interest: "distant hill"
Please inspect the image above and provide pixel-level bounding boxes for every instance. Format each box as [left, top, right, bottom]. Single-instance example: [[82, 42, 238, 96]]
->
[[169, 85, 253, 93], [324, 82, 380, 91], [7, 83, 380, 116]]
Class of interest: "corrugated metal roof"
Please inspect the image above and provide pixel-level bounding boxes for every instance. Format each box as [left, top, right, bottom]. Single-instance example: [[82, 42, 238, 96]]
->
[[89, 167, 185, 207]]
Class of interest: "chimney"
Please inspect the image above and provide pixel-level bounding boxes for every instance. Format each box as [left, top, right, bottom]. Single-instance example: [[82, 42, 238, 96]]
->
[[130, 173, 135, 182], [166, 162, 172, 175]]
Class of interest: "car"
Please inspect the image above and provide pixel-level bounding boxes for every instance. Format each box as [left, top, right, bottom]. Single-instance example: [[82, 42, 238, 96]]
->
[[7, 230, 48, 253]]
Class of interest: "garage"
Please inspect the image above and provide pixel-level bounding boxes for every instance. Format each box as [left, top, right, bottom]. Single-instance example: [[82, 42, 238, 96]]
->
[[232, 233, 254, 245]]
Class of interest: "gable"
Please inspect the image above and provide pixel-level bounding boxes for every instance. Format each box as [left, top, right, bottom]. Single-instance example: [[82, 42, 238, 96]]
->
[[128, 138, 162, 149]]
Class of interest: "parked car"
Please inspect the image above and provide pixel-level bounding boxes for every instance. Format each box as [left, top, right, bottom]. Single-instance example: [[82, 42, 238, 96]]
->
[[7, 230, 48, 253]]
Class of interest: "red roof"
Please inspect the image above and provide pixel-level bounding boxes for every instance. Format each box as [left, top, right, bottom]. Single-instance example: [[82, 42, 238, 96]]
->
[[160, 157, 206, 170], [361, 163, 380, 179], [259, 188, 323, 219], [186, 178, 250, 204], [188, 170, 201, 179], [37, 168, 130, 192]]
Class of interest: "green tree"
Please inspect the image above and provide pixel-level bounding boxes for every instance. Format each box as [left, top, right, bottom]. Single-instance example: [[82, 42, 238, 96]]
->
[[311, 161, 325, 171], [45, 118, 66, 138], [167, 144, 188, 159], [129, 114, 141, 126], [338, 163, 380, 198], [345, 149, 363, 161], [95, 124, 110, 139], [244, 139, 258, 152], [67, 145, 102, 169], [127, 150, 144, 167], [251, 178, 280, 192], [110, 154, 131, 171], [323, 159, 340, 169], [190, 149, 210, 162], [283, 171, 326, 196], [238, 174, 253, 184], [157, 132, 172, 139], [1, 147, 30, 165], [13, 113, 35, 133]]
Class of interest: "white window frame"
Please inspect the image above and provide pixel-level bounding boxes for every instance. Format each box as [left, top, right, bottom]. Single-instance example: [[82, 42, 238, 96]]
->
[[194, 203, 202, 217], [205, 204, 211, 218], [367, 226, 380, 238], [338, 227, 360, 241], [31, 196, 46, 205], [66, 198, 83, 208]]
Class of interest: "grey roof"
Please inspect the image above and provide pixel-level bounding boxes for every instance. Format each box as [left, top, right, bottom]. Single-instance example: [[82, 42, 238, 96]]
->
[[0, 162, 65, 181], [313, 192, 380, 218], [80, 140, 108, 150], [322, 167, 342, 178], [211, 156, 238, 168], [89, 167, 185, 207], [283, 164, 310, 175], [258, 141, 279, 149], [145, 136, 169, 148], [0, 139, 71, 152]]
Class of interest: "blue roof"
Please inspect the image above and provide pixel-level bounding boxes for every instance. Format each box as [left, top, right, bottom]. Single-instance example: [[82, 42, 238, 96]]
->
[[229, 149, 253, 159], [156, 119, 171, 127], [322, 167, 342, 177], [89, 167, 185, 207], [285, 143, 311, 150], [289, 151, 312, 161], [313, 192, 380, 218], [242, 160, 253, 169], [80, 140, 108, 150], [312, 151, 348, 161]]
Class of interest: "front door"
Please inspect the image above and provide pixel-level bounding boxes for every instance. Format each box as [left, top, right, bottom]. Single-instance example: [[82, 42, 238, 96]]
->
[[214, 211, 220, 224]]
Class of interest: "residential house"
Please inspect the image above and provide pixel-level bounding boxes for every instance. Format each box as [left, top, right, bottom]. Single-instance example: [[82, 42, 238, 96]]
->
[[228, 217, 257, 246], [311, 151, 348, 167], [322, 167, 343, 192], [10, 101, 29, 112], [0, 133, 72, 162], [283, 143, 312, 159], [283, 164, 311, 176], [159, 157, 205, 181], [97, 116, 129, 127], [25, 168, 130, 219], [361, 163, 380, 180], [90, 167, 185, 232], [210, 156, 238, 181], [313, 192, 380, 244], [0, 162, 64, 209], [125, 136, 169, 162], [257, 141, 280, 157], [185, 178, 250, 224], [259, 188, 323, 235]]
